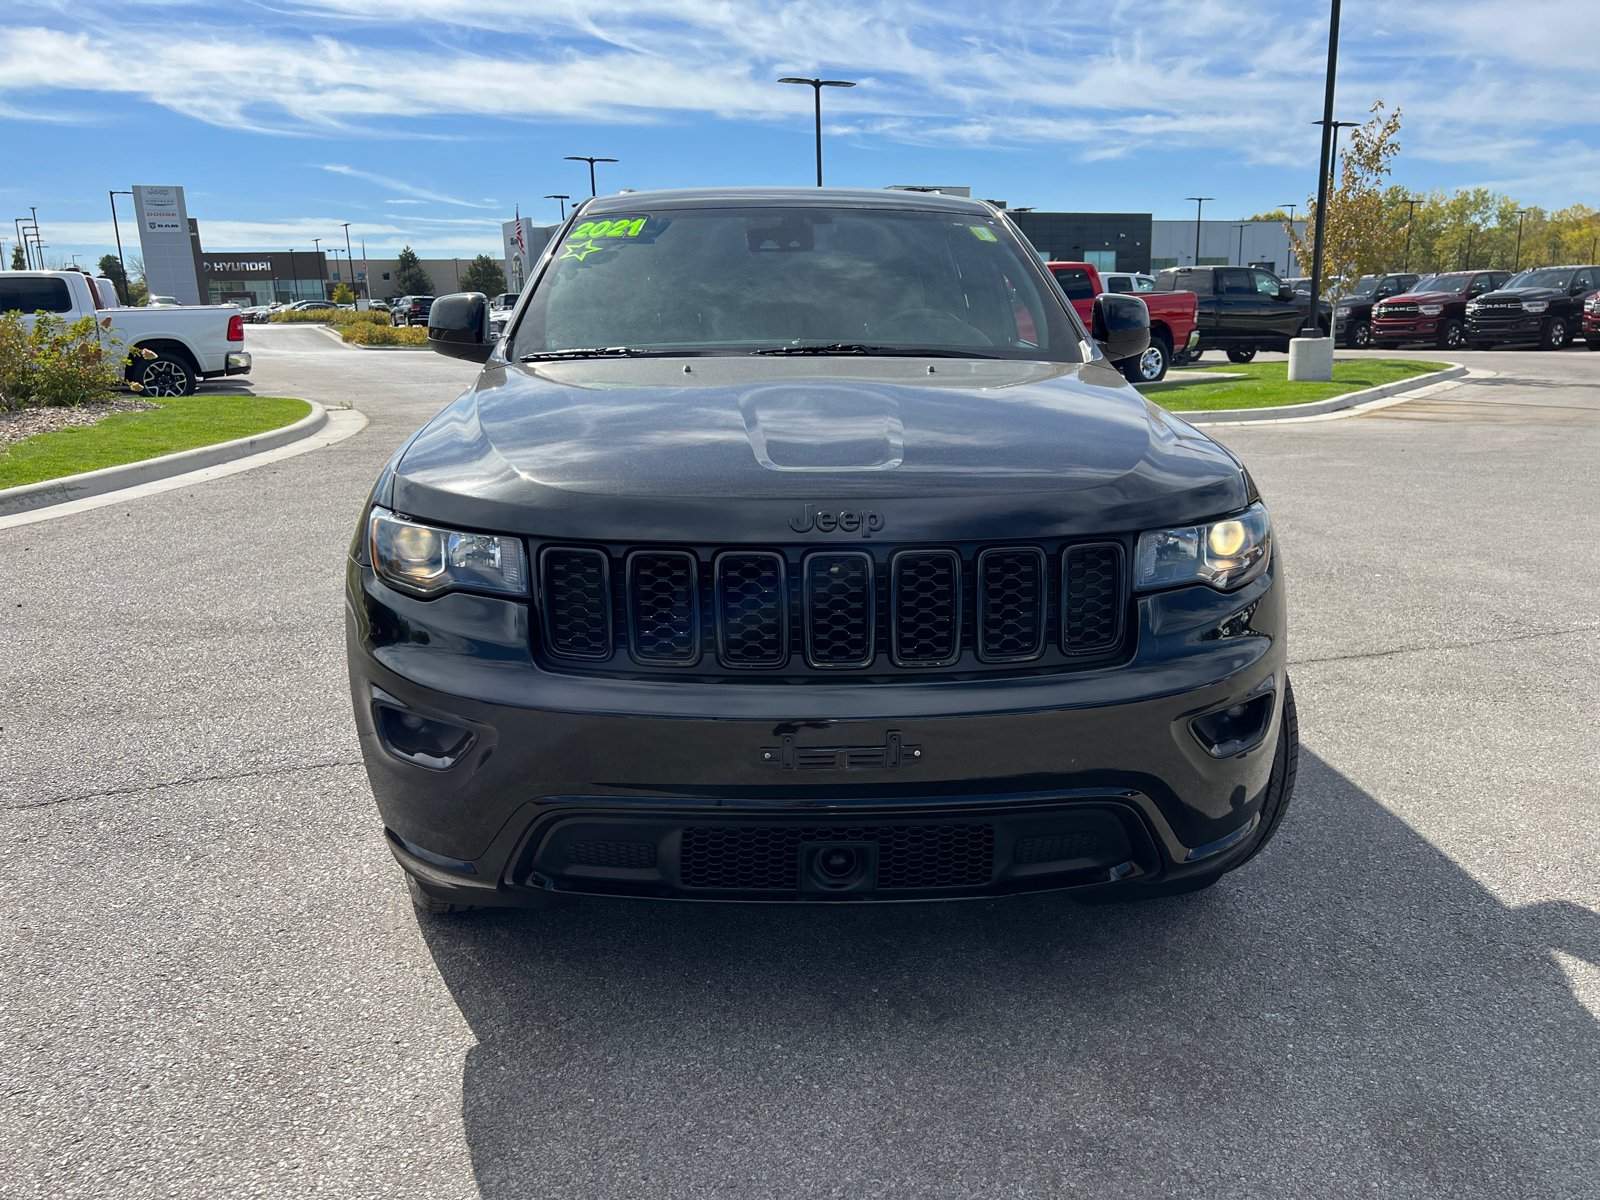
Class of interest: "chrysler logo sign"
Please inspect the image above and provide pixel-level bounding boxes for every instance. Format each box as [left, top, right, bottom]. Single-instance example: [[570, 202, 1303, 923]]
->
[[789, 503, 885, 537]]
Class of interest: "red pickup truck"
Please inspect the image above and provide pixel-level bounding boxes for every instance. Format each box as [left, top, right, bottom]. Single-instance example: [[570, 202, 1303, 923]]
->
[[1047, 261, 1199, 383]]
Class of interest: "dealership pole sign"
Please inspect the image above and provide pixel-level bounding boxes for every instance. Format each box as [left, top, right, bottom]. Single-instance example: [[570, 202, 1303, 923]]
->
[[132, 185, 203, 305]]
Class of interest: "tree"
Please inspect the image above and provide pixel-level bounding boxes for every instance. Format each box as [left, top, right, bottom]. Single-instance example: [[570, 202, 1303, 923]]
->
[[1287, 101, 1406, 295], [332, 282, 356, 304], [394, 246, 433, 295], [9, 245, 24, 271], [1246, 210, 1292, 223], [459, 254, 507, 295], [97, 254, 131, 304]]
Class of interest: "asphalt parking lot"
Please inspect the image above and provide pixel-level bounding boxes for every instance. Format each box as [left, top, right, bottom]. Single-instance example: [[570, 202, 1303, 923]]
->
[[3, 325, 1597, 1198]]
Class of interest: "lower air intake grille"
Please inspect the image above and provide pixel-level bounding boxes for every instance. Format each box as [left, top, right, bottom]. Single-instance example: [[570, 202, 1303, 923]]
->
[[565, 840, 657, 869], [977, 547, 1046, 661], [891, 550, 960, 666], [540, 547, 611, 660], [679, 824, 994, 890], [715, 552, 787, 666], [627, 551, 698, 664], [1062, 542, 1124, 654], [804, 552, 874, 667], [1014, 832, 1101, 864]]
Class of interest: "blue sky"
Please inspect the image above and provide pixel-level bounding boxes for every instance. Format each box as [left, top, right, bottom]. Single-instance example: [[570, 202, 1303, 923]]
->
[[3, 0, 1597, 266]]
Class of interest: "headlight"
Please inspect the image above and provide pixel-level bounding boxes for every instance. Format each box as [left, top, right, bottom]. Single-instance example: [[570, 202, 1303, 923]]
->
[[1136, 502, 1272, 592], [1418, 304, 1443, 316], [1335, 306, 1350, 315], [1585, 296, 1597, 312], [1522, 300, 1548, 313], [369, 507, 528, 598], [1466, 301, 1480, 314]]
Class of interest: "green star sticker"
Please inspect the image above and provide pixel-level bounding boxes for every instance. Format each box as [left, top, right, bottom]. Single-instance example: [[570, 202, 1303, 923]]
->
[[561, 239, 605, 262]]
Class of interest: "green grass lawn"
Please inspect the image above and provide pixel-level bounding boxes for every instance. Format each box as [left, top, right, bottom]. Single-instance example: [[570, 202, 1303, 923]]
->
[[0, 396, 311, 489], [1144, 359, 1450, 411]]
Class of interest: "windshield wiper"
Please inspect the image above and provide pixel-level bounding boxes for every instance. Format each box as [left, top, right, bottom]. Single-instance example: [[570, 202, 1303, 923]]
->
[[521, 346, 657, 361], [753, 344, 1005, 359]]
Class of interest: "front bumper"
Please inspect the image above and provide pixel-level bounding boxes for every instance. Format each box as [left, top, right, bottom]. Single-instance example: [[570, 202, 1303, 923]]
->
[[346, 554, 1287, 906], [1371, 319, 1439, 340], [1467, 315, 1543, 342]]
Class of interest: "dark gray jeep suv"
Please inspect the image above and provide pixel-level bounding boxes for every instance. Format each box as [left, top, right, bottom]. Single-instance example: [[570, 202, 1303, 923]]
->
[[345, 188, 1295, 914]]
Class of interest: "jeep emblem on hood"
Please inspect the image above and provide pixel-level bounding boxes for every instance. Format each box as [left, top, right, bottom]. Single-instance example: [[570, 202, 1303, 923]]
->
[[789, 503, 885, 537]]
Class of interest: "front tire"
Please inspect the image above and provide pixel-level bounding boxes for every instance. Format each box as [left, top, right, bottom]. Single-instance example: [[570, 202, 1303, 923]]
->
[[1226, 347, 1257, 364], [1586, 338, 1600, 351], [1122, 337, 1170, 384], [1438, 319, 1466, 351], [1540, 317, 1570, 350], [134, 351, 197, 397], [1346, 321, 1371, 349]]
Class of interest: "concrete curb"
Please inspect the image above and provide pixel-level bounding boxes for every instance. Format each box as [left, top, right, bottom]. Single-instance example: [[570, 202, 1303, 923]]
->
[[314, 324, 431, 351], [0, 401, 327, 518], [1171, 362, 1467, 424]]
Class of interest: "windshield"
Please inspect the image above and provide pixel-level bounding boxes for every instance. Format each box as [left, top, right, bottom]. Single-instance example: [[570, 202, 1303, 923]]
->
[[512, 205, 1079, 360], [1504, 269, 1573, 290], [1346, 278, 1380, 297], [1413, 274, 1471, 294]]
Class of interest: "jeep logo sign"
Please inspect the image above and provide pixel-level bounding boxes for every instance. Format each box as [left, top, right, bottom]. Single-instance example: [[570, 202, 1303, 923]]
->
[[789, 503, 885, 537]]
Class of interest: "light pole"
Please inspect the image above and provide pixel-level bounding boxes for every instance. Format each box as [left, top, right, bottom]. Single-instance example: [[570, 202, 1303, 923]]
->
[[312, 238, 323, 297], [1234, 223, 1247, 266], [109, 190, 134, 302], [1185, 197, 1214, 266], [1400, 195, 1423, 271], [1305, 0, 1343, 337], [289, 248, 298, 303], [545, 194, 571, 220], [1280, 203, 1301, 275], [1513, 210, 1529, 271], [564, 156, 618, 197], [778, 77, 856, 186], [1316, 119, 1359, 191], [342, 222, 361, 299]]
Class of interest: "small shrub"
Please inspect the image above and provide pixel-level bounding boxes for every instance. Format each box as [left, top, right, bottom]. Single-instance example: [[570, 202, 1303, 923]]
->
[[0, 311, 127, 410], [332, 282, 356, 305], [269, 310, 334, 323], [329, 309, 392, 328], [343, 322, 428, 346]]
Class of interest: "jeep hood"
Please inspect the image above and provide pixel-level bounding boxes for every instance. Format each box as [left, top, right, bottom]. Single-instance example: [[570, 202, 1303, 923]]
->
[[388, 356, 1250, 542]]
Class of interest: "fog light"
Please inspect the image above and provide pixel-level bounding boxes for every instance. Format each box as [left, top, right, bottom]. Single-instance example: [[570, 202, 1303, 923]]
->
[[374, 704, 475, 770], [1190, 692, 1274, 758]]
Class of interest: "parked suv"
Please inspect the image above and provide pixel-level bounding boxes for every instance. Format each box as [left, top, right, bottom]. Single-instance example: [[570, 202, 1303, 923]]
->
[[1371, 271, 1511, 350], [1466, 266, 1600, 350], [393, 295, 435, 327], [1332, 273, 1419, 348], [352, 188, 1295, 915], [1154, 265, 1329, 363]]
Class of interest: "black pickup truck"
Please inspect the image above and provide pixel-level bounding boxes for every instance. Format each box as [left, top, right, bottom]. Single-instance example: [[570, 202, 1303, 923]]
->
[[1465, 265, 1600, 350], [1154, 265, 1330, 363], [1332, 273, 1420, 348]]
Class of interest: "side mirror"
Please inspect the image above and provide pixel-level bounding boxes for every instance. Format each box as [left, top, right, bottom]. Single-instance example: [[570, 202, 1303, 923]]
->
[[428, 292, 492, 363], [1091, 292, 1149, 363], [1277, 286, 1295, 302]]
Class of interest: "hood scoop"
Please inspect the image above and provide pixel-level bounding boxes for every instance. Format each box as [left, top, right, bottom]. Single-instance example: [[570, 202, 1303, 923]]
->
[[740, 383, 904, 472]]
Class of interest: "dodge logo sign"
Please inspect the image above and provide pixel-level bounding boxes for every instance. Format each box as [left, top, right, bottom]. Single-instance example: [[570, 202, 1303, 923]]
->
[[789, 503, 885, 537]]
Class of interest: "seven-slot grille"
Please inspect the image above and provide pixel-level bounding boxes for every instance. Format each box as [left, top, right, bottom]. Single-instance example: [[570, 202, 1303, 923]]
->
[[537, 541, 1128, 670]]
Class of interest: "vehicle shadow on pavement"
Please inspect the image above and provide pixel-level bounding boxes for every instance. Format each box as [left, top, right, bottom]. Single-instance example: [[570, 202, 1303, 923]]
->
[[420, 752, 1600, 1199]]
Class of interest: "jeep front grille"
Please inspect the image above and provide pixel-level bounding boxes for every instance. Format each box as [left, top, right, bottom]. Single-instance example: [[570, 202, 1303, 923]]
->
[[536, 540, 1130, 673]]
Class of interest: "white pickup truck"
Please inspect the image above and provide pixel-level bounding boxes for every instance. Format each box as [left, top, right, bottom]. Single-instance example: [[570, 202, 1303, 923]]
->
[[0, 270, 251, 396]]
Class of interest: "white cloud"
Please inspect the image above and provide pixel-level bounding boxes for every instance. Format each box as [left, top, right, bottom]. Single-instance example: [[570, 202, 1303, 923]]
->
[[320, 164, 497, 207]]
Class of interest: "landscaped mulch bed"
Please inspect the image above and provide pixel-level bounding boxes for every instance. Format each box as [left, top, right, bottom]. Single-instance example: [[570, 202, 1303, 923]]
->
[[0, 397, 161, 451]]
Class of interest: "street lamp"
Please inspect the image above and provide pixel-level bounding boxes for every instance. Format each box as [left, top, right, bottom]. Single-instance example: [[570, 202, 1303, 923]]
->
[[564, 157, 618, 198], [1305, 0, 1344, 338], [342, 222, 362, 300], [1400, 195, 1423, 271], [1233, 223, 1247, 266], [1184, 197, 1214, 266], [545, 194, 571, 220], [108, 190, 134, 302], [312, 237, 324, 297], [1513, 210, 1529, 271], [778, 77, 856, 186], [1314, 119, 1359, 190]]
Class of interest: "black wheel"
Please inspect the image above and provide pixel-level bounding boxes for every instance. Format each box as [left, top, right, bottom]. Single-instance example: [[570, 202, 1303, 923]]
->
[[1074, 679, 1299, 904], [1347, 321, 1371, 349], [1121, 337, 1170, 384], [1438, 319, 1465, 350], [1226, 347, 1257, 364], [1540, 317, 1569, 350], [1586, 338, 1600, 351], [406, 872, 478, 915], [134, 351, 197, 397]]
